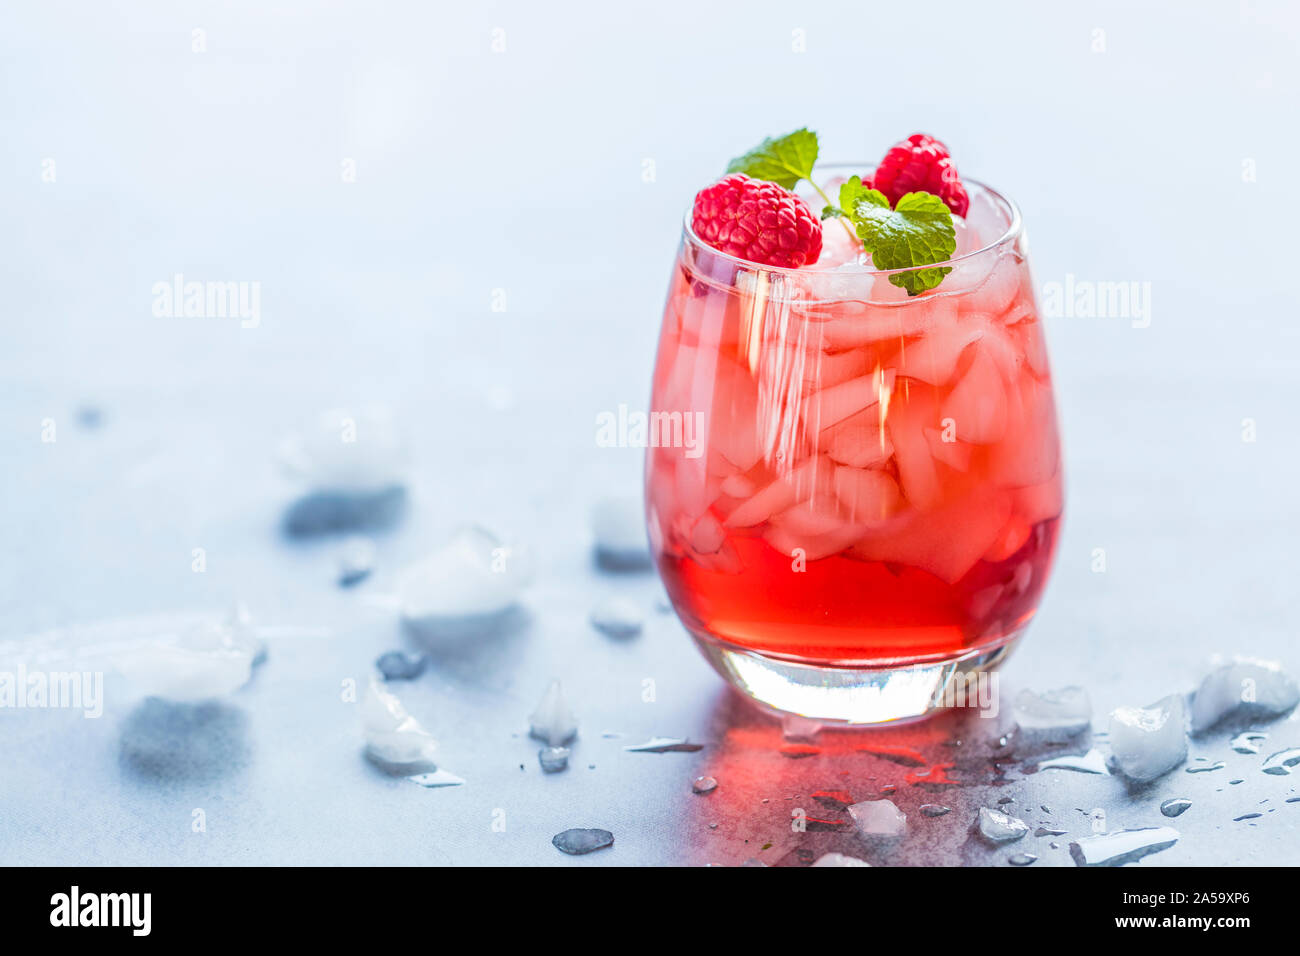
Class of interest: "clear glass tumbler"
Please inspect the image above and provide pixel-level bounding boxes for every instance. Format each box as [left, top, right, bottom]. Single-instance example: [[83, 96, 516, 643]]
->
[[645, 169, 1063, 725]]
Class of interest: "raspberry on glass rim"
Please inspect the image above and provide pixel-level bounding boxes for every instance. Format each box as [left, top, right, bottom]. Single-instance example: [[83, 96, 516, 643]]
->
[[690, 173, 824, 269], [869, 132, 970, 216]]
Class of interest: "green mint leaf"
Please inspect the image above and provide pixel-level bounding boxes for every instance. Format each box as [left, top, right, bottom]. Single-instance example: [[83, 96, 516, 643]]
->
[[838, 176, 888, 216], [886, 262, 953, 296], [726, 128, 819, 189], [842, 182, 956, 296], [820, 205, 845, 221]]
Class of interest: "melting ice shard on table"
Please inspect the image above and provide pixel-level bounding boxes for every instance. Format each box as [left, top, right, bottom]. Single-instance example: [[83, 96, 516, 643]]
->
[[811, 853, 871, 867], [1012, 686, 1092, 743], [338, 536, 377, 586], [589, 597, 644, 639], [591, 495, 651, 570], [279, 406, 409, 491], [278, 407, 411, 535], [1189, 658, 1300, 733], [847, 799, 907, 843], [399, 525, 533, 638], [539, 747, 571, 773], [1108, 694, 1187, 782], [978, 807, 1030, 843], [1069, 827, 1179, 866], [117, 607, 262, 702], [529, 679, 578, 746], [360, 677, 438, 766]]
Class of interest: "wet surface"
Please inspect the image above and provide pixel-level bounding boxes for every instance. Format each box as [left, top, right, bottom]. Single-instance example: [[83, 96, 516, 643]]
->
[[1, 4, 1298, 867]]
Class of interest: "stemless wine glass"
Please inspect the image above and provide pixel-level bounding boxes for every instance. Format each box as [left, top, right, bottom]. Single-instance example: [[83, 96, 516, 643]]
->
[[645, 166, 1063, 725]]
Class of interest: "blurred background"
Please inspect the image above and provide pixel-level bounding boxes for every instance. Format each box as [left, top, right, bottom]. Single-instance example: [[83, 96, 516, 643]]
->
[[1, 1, 1298, 866]]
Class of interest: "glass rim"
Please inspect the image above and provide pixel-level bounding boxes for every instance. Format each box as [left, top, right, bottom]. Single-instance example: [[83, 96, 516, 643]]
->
[[680, 163, 1024, 279]]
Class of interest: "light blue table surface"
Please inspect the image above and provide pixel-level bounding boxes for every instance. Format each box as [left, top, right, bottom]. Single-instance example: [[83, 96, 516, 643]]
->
[[1, 1, 1298, 865]]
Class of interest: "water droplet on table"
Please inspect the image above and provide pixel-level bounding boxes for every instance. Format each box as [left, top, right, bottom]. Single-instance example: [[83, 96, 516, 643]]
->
[[375, 650, 427, 681], [538, 746, 570, 773], [1160, 798, 1192, 818], [781, 715, 822, 743], [848, 799, 907, 842], [552, 828, 614, 855], [1231, 731, 1268, 754], [692, 775, 718, 794]]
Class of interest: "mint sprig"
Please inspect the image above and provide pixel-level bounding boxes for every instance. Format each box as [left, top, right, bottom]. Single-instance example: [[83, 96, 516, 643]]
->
[[726, 128, 819, 189], [838, 176, 956, 295], [727, 129, 857, 247]]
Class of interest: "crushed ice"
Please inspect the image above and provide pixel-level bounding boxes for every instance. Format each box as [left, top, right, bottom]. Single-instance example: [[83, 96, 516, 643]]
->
[[1069, 827, 1178, 866], [375, 650, 428, 681], [591, 496, 650, 570], [623, 737, 704, 753], [538, 746, 571, 773], [811, 852, 871, 867], [338, 536, 376, 586], [117, 605, 263, 702], [278, 407, 409, 534], [399, 525, 533, 634], [589, 596, 644, 639], [847, 799, 907, 843], [1107, 694, 1187, 782], [978, 807, 1029, 843], [279, 406, 409, 495], [1190, 658, 1299, 733], [781, 715, 823, 742], [360, 677, 438, 767], [1013, 686, 1092, 743]]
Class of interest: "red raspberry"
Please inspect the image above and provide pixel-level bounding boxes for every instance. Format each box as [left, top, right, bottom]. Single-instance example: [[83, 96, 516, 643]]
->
[[870, 133, 969, 216], [691, 174, 823, 268]]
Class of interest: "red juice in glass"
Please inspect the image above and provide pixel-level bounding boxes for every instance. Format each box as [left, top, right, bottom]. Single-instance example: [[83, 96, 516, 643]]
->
[[645, 164, 1062, 724]]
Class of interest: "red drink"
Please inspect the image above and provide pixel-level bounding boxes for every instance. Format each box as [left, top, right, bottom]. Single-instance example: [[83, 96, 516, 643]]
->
[[646, 170, 1063, 722]]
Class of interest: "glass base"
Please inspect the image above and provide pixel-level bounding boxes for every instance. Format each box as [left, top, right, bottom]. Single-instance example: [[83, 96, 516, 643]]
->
[[691, 632, 1023, 726]]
